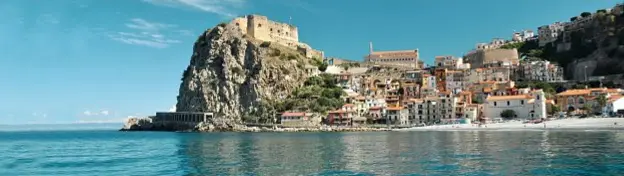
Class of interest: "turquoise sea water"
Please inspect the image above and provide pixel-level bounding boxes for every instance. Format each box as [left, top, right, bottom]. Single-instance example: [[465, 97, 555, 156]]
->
[[1, 129, 624, 175]]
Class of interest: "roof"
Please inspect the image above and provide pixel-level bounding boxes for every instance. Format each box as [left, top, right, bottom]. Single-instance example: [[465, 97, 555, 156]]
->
[[369, 106, 383, 110], [556, 89, 591, 96], [546, 99, 555, 104], [386, 106, 404, 110], [343, 104, 355, 107], [281, 112, 307, 117], [608, 95, 623, 103], [486, 94, 530, 101], [370, 50, 418, 55]]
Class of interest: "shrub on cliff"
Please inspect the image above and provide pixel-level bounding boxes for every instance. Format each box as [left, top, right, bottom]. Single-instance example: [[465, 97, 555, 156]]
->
[[277, 73, 345, 113], [318, 62, 328, 72]]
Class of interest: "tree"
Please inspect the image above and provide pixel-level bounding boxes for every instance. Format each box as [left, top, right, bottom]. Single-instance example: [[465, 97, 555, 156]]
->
[[581, 12, 592, 18], [596, 94, 607, 114], [549, 105, 560, 116], [581, 103, 592, 115], [500, 109, 517, 120], [318, 62, 328, 72]]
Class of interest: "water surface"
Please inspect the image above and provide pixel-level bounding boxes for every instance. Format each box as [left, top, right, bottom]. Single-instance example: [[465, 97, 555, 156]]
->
[[1, 130, 624, 175]]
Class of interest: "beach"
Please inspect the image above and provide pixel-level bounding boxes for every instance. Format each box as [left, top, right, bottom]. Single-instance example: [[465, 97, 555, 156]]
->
[[395, 118, 624, 131]]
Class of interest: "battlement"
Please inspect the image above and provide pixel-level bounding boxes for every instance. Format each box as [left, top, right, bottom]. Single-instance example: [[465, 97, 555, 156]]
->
[[231, 14, 299, 48], [230, 14, 322, 59]]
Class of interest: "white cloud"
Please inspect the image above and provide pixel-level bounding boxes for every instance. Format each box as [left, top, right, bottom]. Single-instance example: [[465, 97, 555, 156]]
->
[[169, 105, 176, 112], [108, 18, 184, 48], [82, 110, 112, 116], [142, 0, 245, 17]]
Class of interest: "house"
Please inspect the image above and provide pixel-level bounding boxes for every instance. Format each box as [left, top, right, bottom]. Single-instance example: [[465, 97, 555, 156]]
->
[[555, 88, 621, 113], [386, 106, 409, 125], [604, 95, 624, 116], [281, 112, 319, 126], [484, 90, 547, 120], [367, 106, 384, 124], [326, 104, 356, 126]]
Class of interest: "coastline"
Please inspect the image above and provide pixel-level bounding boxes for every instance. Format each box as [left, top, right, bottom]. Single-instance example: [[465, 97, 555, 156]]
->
[[394, 118, 624, 131]]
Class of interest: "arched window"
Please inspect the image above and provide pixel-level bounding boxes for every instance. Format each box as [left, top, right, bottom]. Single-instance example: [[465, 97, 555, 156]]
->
[[567, 97, 575, 105], [578, 97, 585, 104]]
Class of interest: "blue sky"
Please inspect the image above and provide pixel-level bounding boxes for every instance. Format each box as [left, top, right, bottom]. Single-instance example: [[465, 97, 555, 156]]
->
[[0, 0, 620, 124]]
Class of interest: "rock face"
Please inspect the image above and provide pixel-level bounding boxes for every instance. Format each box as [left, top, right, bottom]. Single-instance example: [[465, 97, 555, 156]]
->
[[175, 23, 311, 130]]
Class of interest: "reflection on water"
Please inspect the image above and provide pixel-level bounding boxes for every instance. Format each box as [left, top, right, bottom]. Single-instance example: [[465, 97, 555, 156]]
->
[[2, 130, 624, 175], [179, 131, 624, 175]]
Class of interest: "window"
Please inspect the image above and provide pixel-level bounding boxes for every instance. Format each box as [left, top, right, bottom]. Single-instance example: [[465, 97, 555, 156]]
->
[[507, 101, 510, 106], [270, 28, 273, 31], [258, 24, 262, 27], [521, 100, 524, 105], [579, 97, 585, 104], [494, 102, 497, 106]]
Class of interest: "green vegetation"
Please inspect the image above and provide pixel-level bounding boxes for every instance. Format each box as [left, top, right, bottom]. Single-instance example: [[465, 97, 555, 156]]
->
[[582, 103, 592, 115], [218, 22, 227, 27], [338, 62, 361, 71], [471, 96, 483, 104], [318, 62, 328, 72], [500, 109, 517, 120], [270, 48, 281, 57], [275, 73, 345, 114], [260, 41, 271, 47], [515, 81, 558, 98], [549, 105, 560, 116], [581, 12, 592, 18], [596, 94, 607, 113], [287, 54, 298, 60]]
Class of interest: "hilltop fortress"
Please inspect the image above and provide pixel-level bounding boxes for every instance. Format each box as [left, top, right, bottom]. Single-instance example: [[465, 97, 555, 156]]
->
[[231, 14, 324, 59]]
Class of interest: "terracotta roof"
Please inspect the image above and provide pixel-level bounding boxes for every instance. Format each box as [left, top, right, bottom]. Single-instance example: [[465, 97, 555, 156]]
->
[[369, 106, 383, 110], [486, 94, 530, 101], [281, 112, 307, 117], [355, 96, 366, 100], [556, 89, 591, 96], [386, 106, 404, 110], [343, 104, 355, 107], [459, 91, 472, 95], [370, 50, 418, 55], [608, 95, 623, 103], [546, 99, 555, 104]]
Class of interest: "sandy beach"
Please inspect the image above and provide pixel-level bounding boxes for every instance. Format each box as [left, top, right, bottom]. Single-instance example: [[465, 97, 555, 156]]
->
[[395, 118, 624, 131]]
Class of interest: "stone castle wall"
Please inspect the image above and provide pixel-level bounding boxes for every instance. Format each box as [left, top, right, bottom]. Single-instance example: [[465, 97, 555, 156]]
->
[[231, 14, 322, 58], [232, 15, 299, 48], [465, 48, 519, 68]]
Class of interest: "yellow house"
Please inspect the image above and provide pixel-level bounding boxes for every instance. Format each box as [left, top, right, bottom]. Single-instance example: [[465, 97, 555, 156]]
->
[[556, 88, 621, 112]]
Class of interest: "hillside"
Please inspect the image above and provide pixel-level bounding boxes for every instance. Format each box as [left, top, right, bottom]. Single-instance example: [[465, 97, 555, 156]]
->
[[503, 8, 624, 80]]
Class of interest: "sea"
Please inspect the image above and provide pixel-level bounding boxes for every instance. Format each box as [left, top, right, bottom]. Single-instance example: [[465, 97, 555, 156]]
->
[[1, 124, 624, 175]]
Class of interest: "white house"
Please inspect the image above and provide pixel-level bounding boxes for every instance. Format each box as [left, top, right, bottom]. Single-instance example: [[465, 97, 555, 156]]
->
[[604, 95, 624, 116], [484, 89, 547, 120]]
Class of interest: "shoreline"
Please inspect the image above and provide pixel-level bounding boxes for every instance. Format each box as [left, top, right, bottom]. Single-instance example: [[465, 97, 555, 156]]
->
[[395, 118, 624, 131], [121, 118, 624, 133]]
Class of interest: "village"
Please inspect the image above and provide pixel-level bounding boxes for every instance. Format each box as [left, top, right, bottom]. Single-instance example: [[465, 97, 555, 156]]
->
[[136, 3, 624, 131]]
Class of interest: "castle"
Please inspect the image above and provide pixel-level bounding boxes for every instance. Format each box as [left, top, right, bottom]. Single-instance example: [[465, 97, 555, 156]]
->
[[231, 14, 324, 59]]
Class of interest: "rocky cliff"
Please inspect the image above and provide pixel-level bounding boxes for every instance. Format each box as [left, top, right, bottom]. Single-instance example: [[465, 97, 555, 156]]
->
[[527, 9, 624, 80], [175, 23, 314, 128]]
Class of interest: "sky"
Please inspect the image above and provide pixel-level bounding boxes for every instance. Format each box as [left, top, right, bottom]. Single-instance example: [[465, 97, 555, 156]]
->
[[0, 0, 621, 124]]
